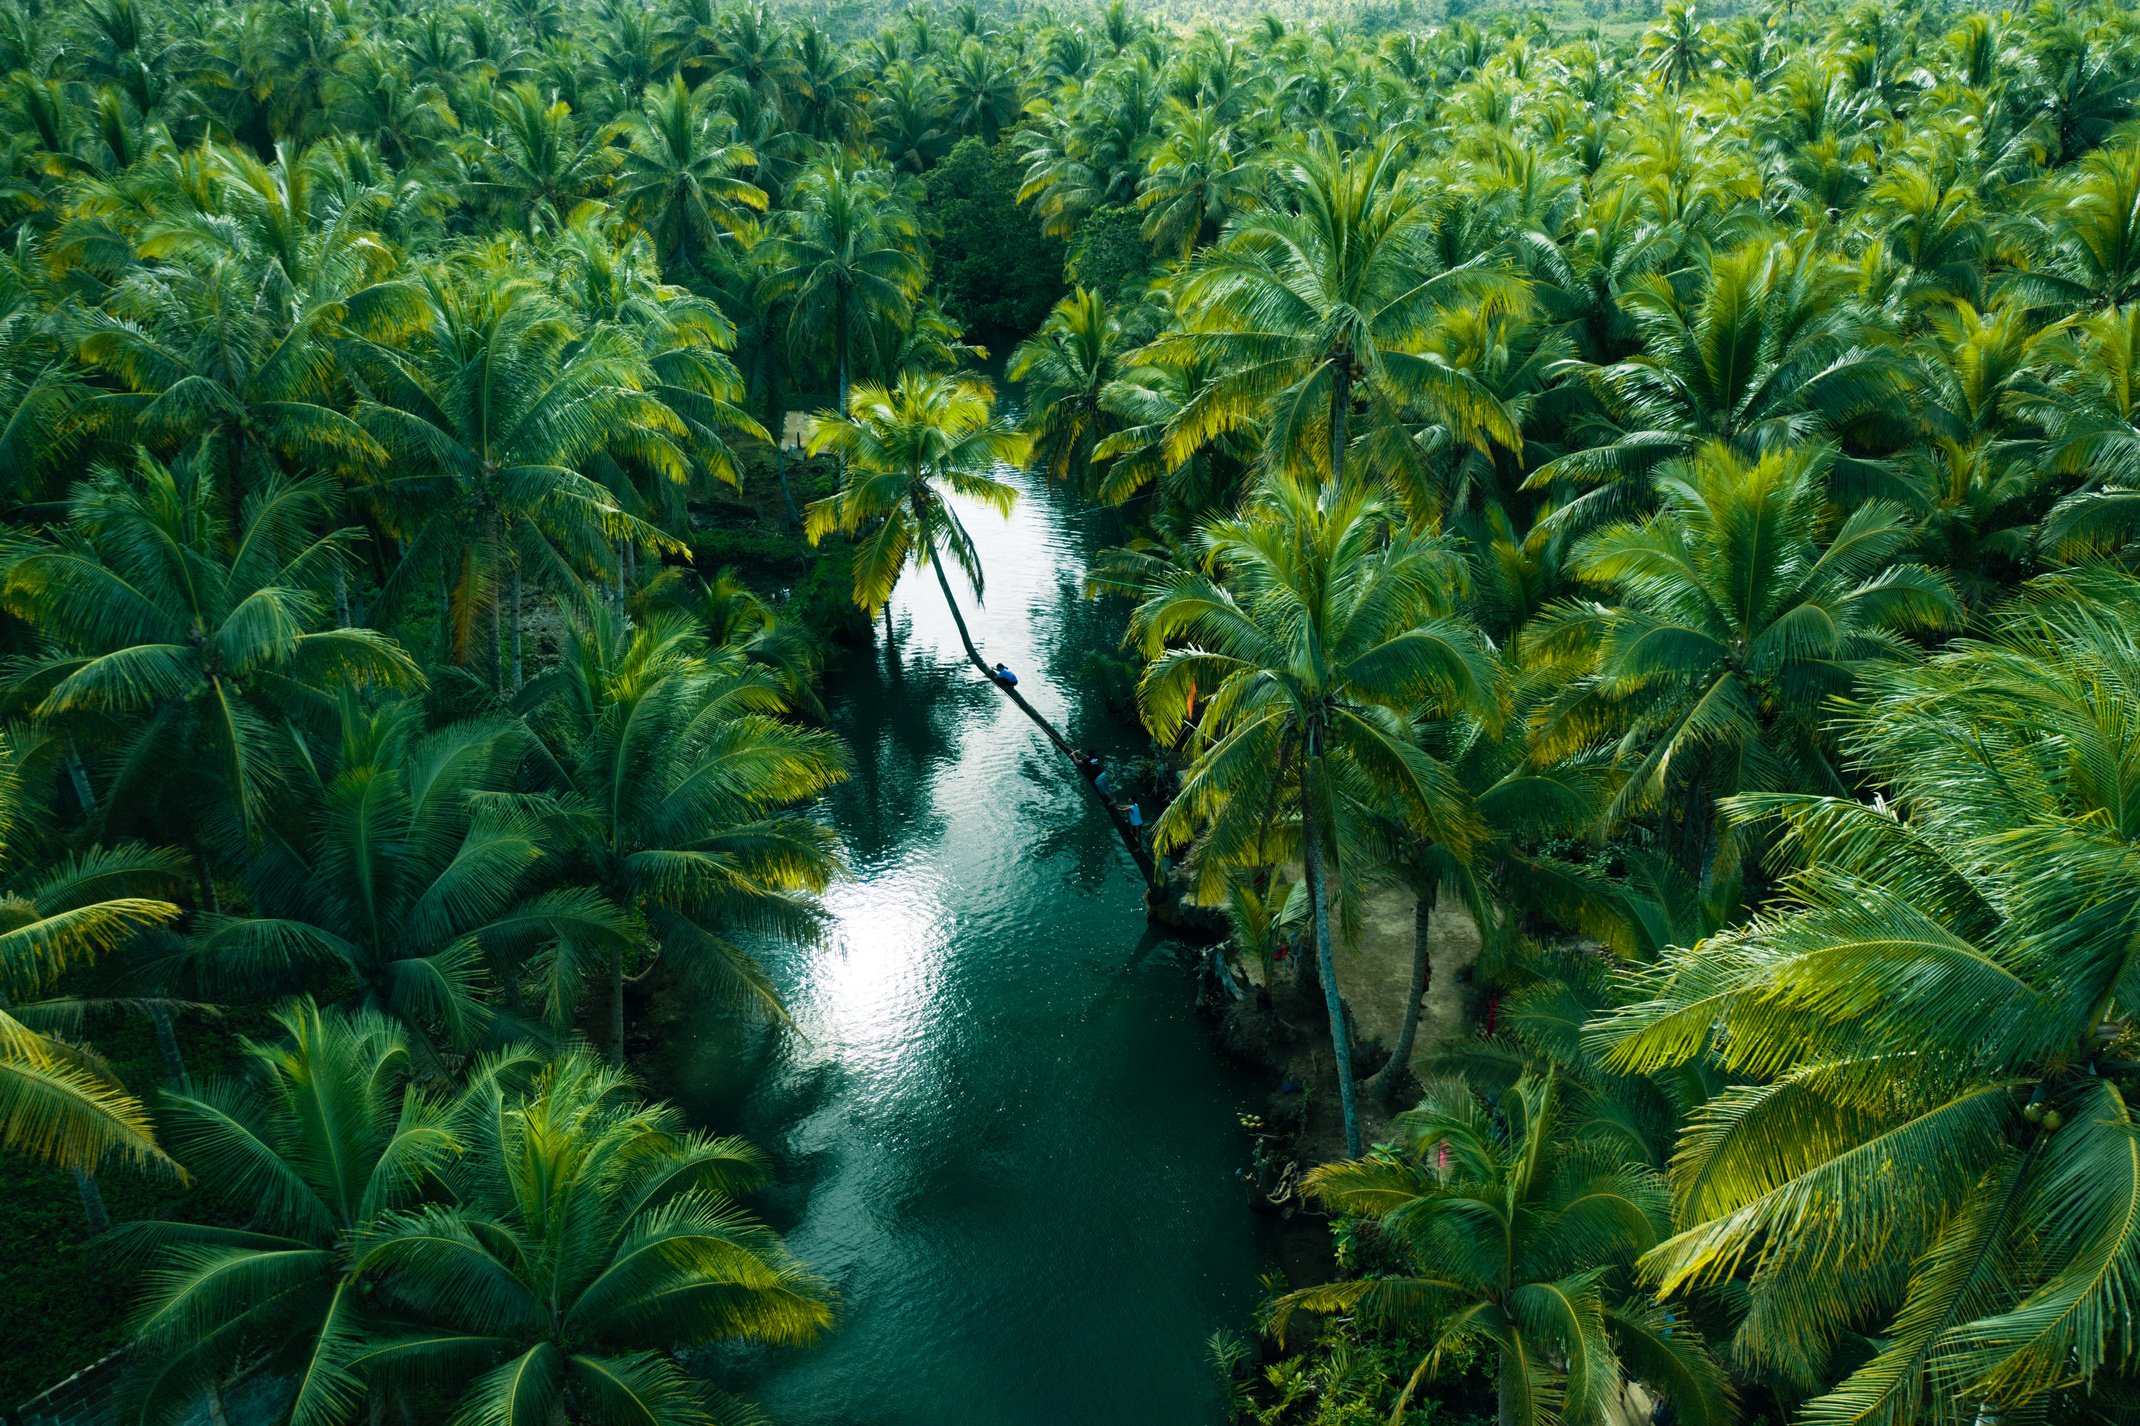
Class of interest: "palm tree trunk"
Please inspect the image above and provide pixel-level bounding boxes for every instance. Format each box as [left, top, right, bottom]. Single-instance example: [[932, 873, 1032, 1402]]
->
[[64, 739, 95, 818], [774, 424, 801, 526], [1328, 362, 1351, 487], [74, 1166, 110, 1234], [509, 562, 524, 692], [931, 552, 1157, 881], [1302, 740, 1363, 1159], [436, 559, 451, 661], [151, 1003, 190, 1091], [487, 518, 504, 691], [929, 552, 986, 668], [1372, 878, 1435, 1101], [836, 307, 850, 417], [611, 942, 625, 1067]]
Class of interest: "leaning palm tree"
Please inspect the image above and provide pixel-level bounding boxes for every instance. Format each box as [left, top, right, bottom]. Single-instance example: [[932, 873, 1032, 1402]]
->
[[518, 608, 845, 1062], [361, 1047, 833, 1426], [0, 730, 182, 1174], [1120, 473, 1499, 1157], [117, 1002, 458, 1426], [802, 370, 1031, 661], [1276, 1074, 1733, 1426], [1590, 565, 2140, 1423]]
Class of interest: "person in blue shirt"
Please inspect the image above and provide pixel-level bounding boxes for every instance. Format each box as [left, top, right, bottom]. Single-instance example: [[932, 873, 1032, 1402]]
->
[[992, 663, 1018, 687]]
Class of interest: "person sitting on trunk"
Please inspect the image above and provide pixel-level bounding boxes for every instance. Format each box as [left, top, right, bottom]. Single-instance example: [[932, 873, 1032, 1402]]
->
[[993, 662, 1018, 687]]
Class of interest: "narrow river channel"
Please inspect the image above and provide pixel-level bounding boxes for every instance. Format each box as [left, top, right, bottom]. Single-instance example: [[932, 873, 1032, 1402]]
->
[[663, 466, 1277, 1425]]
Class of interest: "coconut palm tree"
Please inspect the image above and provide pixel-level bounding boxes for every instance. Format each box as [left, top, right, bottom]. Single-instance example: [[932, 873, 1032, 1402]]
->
[[117, 1001, 457, 1426], [0, 729, 182, 1175], [759, 154, 924, 417], [1640, 2, 1710, 92], [613, 75, 766, 280], [1531, 443, 1958, 877], [1137, 101, 1257, 260], [359, 1048, 833, 1426], [1591, 566, 2140, 1422], [802, 370, 1030, 660], [1007, 286, 1124, 489], [1529, 241, 1911, 538], [184, 697, 625, 1052], [67, 141, 403, 495], [1121, 473, 1499, 1157], [1277, 1074, 1733, 1426], [1, 453, 421, 855], [2005, 139, 2140, 314], [517, 608, 844, 1062], [1142, 133, 1519, 513], [351, 271, 680, 687]]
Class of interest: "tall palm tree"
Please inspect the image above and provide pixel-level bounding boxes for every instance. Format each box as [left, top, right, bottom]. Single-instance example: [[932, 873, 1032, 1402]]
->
[[1277, 1074, 1733, 1426], [117, 1002, 457, 1426], [2, 453, 420, 853], [351, 272, 679, 687], [802, 370, 1031, 661], [0, 730, 182, 1175], [1144, 133, 1519, 510], [1640, 2, 1710, 92], [518, 609, 844, 1063], [1591, 566, 2140, 1422], [1121, 474, 1498, 1157], [361, 1048, 833, 1426], [1532, 443, 1958, 876], [613, 75, 766, 280], [760, 155, 924, 416]]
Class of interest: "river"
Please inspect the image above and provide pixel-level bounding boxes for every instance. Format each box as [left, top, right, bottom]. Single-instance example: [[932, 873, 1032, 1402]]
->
[[663, 466, 1277, 1425]]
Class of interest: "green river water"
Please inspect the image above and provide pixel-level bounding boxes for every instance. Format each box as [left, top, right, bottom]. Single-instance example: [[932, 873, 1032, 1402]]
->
[[664, 467, 1280, 1424]]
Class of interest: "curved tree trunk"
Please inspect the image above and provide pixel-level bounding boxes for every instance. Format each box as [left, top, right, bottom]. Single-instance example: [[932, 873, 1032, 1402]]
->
[[1372, 877, 1435, 1102], [928, 553, 1157, 882], [1302, 741, 1363, 1159]]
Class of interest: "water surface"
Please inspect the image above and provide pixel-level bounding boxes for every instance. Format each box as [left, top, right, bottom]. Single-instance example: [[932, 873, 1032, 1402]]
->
[[665, 469, 1273, 1425]]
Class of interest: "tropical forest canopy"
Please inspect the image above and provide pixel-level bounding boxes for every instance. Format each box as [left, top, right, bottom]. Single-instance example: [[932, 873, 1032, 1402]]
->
[[2, 0, 2140, 1423]]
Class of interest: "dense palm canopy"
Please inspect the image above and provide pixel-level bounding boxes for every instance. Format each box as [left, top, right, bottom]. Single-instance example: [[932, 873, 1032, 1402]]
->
[[1594, 568, 2140, 1422], [6, 0, 2140, 1421]]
